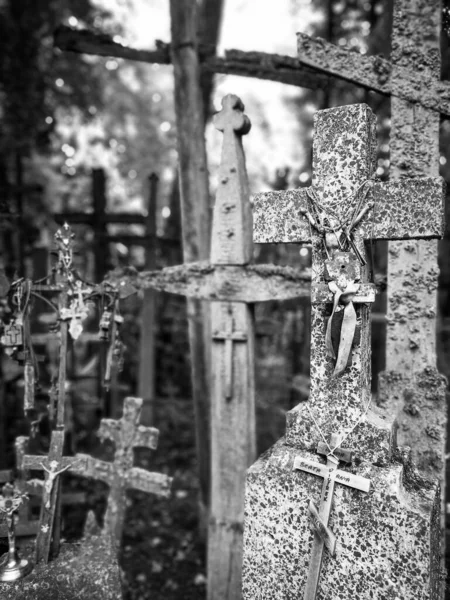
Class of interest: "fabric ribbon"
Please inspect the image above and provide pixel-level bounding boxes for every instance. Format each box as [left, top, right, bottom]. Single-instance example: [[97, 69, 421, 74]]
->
[[325, 280, 360, 377]]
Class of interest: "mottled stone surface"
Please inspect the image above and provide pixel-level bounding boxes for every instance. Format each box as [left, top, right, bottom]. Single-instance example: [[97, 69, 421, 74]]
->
[[378, 368, 447, 484], [243, 439, 441, 600], [0, 532, 122, 599], [243, 101, 443, 599], [296, 31, 450, 115]]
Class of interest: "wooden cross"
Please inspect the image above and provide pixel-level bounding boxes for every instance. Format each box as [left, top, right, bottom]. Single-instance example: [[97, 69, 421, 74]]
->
[[107, 94, 310, 598], [70, 396, 171, 544], [212, 305, 247, 399], [293, 434, 370, 600]]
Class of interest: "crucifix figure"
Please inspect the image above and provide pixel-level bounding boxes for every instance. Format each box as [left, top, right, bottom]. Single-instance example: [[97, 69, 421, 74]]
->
[[40, 460, 72, 509], [293, 434, 370, 599], [242, 102, 445, 599], [212, 304, 247, 399], [0, 483, 33, 582]]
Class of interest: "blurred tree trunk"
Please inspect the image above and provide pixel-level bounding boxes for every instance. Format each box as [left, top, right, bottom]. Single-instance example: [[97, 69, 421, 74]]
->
[[169, 0, 218, 538]]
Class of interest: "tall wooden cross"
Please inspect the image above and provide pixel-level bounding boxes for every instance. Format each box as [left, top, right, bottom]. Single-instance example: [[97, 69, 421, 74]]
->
[[297, 0, 448, 490], [242, 102, 445, 598], [108, 94, 311, 600]]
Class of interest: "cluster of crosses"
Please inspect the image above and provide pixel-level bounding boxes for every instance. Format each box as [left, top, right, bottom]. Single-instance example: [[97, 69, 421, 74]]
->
[[0, 224, 172, 586], [0, 0, 447, 597]]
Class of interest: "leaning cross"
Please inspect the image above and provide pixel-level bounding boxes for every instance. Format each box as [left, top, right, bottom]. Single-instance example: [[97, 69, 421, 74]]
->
[[293, 434, 370, 600], [19, 430, 79, 563]]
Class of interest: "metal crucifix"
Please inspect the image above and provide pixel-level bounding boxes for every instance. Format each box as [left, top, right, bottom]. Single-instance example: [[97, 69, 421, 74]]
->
[[293, 434, 371, 600]]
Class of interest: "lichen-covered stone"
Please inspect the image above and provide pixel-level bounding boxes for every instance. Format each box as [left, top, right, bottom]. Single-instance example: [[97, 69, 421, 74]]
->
[[243, 101, 444, 599], [0, 532, 122, 600], [242, 439, 441, 600]]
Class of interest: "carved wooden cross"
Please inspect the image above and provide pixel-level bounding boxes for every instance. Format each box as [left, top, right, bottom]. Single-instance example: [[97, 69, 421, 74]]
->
[[108, 94, 310, 597], [293, 434, 370, 600]]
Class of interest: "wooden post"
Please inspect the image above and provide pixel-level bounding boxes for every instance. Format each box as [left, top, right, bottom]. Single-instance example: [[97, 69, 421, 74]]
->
[[169, 0, 212, 521], [139, 173, 158, 424], [107, 95, 312, 599], [92, 168, 109, 282]]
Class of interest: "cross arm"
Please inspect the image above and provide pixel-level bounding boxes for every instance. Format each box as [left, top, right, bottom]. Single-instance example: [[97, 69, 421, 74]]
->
[[333, 470, 370, 493], [133, 425, 159, 450], [71, 454, 115, 485], [253, 189, 310, 243], [363, 177, 445, 241], [297, 33, 450, 116], [54, 26, 337, 92], [126, 467, 172, 498], [293, 456, 329, 479], [106, 261, 311, 302]]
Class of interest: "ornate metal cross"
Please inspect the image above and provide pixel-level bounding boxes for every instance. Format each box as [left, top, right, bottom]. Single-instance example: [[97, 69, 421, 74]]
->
[[212, 304, 247, 399], [293, 434, 370, 599], [0, 482, 33, 581]]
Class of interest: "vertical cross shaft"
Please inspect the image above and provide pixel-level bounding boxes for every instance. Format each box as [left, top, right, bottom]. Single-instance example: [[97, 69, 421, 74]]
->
[[304, 434, 340, 599], [212, 304, 247, 399], [294, 434, 370, 600]]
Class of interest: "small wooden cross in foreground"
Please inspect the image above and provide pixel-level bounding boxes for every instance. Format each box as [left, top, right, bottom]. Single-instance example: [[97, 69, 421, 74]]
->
[[293, 434, 371, 600]]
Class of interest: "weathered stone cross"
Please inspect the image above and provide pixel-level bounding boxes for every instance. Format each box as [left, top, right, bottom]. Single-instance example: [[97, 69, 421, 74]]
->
[[242, 102, 445, 599], [293, 434, 370, 599], [109, 94, 311, 599], [297, 0, 448, 493]]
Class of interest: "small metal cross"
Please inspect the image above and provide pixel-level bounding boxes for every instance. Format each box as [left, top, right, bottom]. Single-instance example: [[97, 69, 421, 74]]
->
[[212, 304, 247, 399], [293, 434, 371, 599]]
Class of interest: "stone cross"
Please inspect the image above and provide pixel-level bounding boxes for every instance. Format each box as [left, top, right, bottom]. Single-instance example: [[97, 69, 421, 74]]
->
[[293, 434, 370, 599], [297, 0, 448, 493], [108, 94, 311, 600], [242, 103, 445, 599], [73, 396, 171, 544]]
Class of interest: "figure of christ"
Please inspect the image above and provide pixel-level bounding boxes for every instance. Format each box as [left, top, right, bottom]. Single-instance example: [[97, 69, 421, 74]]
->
[[40, 460, 71, 509]]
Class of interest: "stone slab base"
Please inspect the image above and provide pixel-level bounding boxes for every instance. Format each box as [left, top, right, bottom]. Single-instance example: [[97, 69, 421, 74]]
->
[[242, 438, 441, 600], [0, 532, 122, 600]]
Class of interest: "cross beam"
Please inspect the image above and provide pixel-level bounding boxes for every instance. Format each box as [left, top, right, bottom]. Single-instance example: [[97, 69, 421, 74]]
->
[[294, 434, 371, 600], [54, 25, 335, 92]]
